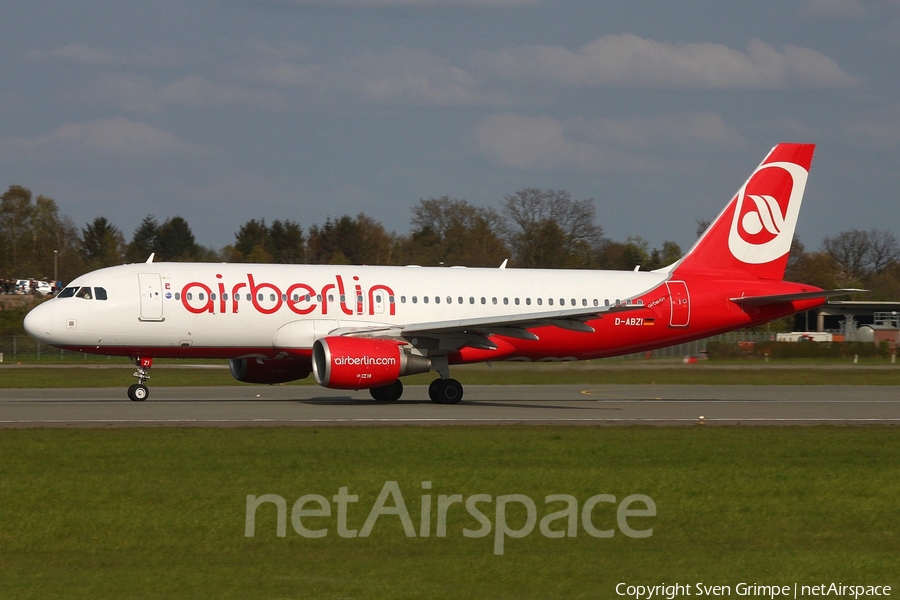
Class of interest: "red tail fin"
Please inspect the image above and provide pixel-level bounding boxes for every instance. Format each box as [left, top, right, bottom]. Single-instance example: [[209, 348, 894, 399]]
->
[[673, 143, 815, 280]]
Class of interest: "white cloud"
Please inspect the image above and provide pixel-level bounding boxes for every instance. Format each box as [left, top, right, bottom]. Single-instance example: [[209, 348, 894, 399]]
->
[[475, 114, 602, 171], [474, 112, 742, 172], [29, 43, 120, 66], [586, 113, 743, 148], [487, 34, 858, 89], [1, 117, 194, 156], [260, 0, 537, 7], [250, 47, 507, 106], [802, 0, 868, 18], [345, 48, 505, 105], [96, 74, 286, 113]]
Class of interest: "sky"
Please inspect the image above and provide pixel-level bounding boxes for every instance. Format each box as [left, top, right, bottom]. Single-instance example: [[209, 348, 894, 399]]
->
[[3, 0, 900, 255]]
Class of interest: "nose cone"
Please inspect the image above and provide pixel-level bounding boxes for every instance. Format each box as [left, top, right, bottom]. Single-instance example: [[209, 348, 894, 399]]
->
[[24, 304, 53, 342]]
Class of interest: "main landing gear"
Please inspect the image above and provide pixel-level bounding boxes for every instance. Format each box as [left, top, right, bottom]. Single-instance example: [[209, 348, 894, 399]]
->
[[370, 380, 404, 403], [426, 356, 463, 404], [128, 356, 152, 402], [428, 378, 463, 404]]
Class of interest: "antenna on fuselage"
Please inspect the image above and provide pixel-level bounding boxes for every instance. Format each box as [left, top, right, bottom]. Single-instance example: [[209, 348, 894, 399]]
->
[[499, 259, 508, 269], [146, 253, 155, 264]]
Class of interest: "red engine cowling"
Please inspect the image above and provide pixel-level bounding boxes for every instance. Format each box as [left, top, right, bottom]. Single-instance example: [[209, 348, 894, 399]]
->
[[229, 358, 312, 384], [312, 337, 432, 389]]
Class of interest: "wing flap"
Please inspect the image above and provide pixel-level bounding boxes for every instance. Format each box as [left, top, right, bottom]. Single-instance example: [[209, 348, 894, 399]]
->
[[729, 289, 866, 306], [400, 303, 642, 336]]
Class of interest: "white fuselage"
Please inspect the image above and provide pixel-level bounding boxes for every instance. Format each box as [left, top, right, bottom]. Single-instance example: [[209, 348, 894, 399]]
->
[[25, 262, 668, 358]]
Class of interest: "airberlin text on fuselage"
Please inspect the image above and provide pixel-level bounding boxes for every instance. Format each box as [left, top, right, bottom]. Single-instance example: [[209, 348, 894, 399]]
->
[[180, 274, 396, 317]]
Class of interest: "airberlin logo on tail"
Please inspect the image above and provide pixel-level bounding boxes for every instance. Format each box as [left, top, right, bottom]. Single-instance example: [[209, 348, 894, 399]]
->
[[728, 161, 808, 265]]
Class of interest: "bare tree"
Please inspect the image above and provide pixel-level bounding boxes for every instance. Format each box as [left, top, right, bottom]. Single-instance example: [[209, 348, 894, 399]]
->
[[501, 189, 603, 269], [866, 229, 899, 274], [822, 228, 899, 283], [406, 196, 508, 267]]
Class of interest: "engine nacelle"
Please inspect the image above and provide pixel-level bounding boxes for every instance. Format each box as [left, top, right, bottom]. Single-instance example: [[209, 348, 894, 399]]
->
[[229, 357, 312, 384], [312, 337, 432, 389]]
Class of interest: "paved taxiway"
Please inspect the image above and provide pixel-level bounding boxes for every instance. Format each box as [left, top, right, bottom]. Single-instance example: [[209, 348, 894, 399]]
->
[[1, 384, 899, 427]]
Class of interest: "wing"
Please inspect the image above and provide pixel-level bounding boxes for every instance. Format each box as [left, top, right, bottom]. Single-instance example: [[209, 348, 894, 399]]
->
[[328, 303, 644, 351]]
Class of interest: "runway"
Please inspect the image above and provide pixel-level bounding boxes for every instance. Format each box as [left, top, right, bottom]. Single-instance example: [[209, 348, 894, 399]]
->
[[1, 384, 900, 427]]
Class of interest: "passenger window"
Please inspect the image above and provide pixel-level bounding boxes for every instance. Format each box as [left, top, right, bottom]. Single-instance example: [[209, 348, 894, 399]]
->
[[94, 287, 108, 301], [515, 298, 520, 305], [481, 297, 486, 305], [492, 297, 497, 305], [424, 296, 430, 304], [210, 293, 216, 301], [458, 297, 463, 304], [412, 296, 418, 304], [548, 298, 554, 306], [526, 298, 531, 306], [401, 296, 407, 303], [503, 298, 509, 305], [469, 297, 474, 304], [434, 296, 440, 304], [537, 298, 542, 306]]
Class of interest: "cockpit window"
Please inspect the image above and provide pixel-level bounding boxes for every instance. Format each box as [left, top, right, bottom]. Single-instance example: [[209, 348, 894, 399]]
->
[[75, 287, 93, 300], [95, 287, 108, 301], [57, 287, 77, 298]]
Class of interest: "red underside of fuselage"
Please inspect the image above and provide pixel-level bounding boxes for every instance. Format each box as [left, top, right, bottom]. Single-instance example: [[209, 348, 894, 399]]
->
[[55, 293, 824, 365]]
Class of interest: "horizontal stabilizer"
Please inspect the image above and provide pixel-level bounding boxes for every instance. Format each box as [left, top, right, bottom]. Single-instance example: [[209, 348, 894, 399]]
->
[[729, 289, 866, 306]]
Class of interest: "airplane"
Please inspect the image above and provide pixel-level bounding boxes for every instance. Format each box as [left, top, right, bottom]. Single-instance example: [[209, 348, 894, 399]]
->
[[24, 143, 857, 403]]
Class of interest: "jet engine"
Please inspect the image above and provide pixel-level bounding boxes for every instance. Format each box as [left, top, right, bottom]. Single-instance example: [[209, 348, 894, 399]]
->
[[229, 357, 312, 384], [312, 337, 432, 389]]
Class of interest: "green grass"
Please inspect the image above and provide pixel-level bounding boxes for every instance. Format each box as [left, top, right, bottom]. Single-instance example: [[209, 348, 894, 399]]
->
[[0, 427, 898, 598], [3, 360, 900, 388]]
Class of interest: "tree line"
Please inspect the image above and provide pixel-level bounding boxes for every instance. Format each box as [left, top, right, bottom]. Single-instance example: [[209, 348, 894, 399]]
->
[[2, 184, 899, 300]]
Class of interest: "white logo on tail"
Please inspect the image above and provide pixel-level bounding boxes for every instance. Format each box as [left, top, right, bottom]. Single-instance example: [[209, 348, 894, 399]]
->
[[728, 161, 808, 264]]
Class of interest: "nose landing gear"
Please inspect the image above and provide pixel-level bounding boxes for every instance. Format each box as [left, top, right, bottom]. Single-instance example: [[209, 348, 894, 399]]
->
[[128, 356, 152, 401]]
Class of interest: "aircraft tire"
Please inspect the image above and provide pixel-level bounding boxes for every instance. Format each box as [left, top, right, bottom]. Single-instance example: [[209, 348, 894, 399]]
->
[[128, 383, 149, 402], [428, 378, 443, 403], [436, 379, 463, 405], [370, 380, 403, 402]]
